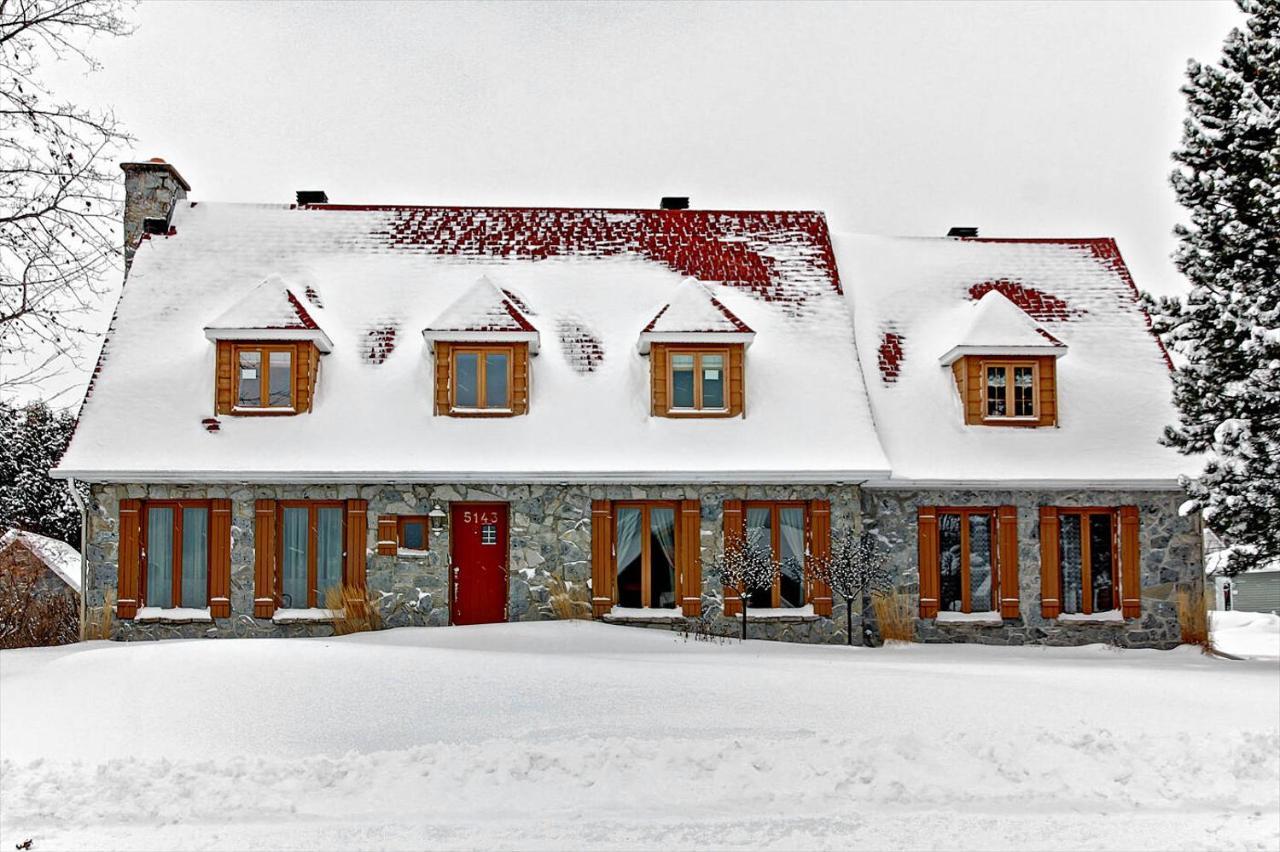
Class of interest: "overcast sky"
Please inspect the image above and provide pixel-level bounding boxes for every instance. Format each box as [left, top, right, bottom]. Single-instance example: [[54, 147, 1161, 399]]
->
[[19, 0, 1242, 406]]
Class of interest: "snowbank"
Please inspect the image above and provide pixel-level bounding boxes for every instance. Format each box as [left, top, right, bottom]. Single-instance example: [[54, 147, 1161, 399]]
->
[[1, 622, 1276, 850], [1213, 610, 1280, 659]]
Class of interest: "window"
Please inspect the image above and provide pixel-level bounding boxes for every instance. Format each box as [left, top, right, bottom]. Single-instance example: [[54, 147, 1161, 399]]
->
[[1058, 509, 1117, 615], [142, 501, 210, 609], [744, 502, 807, 608], [235, 344, 295, 410], [451, 346, 512, 412], [397, 516, 429, 552], [983, 361, 1038, 420], [278, 501, 345, 609], [668, 349, 727, 412], [936, 508, 997, 613], [615, 502, 678, 609]]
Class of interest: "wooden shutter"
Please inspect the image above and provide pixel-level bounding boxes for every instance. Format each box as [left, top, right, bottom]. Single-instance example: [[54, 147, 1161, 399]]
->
[[209, 499, 233, 617], [917, 507, 939, 618], [254, 499, 277, 617], [345, 499, 368, 590], [1119, 505, 1141, 618], [590, 500, 614, 618], [679, 499, 702, 617], [650, 345, 669, 416], [1039, 506, 1061, 619], [377, 514, 398, 556], [511, 343, 530, 416], [214, 341, 234, 415], [117, 499, 142, 619], [997, 505, 1019, 619], [433, 342, 452, 415], [728, 344, 745, 417], [294, 342, 321, 413], [722, 499, 744, 617], [808, 499, 833, 617]]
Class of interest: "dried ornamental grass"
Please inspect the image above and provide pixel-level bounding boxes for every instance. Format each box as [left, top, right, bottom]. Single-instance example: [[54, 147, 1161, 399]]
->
[[872, 589, 915, 643], [1177, 583, 1213, 653], [82, 588, 116, 641], [546, 575, 591, 620], [324, 585, 383, 635]]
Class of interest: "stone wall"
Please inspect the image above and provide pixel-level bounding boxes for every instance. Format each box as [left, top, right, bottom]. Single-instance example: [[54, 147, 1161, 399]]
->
[[82, 483, 1200, 647]]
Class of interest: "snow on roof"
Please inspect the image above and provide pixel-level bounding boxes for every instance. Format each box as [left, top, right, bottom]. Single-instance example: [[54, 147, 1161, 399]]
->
[[203, 274, 334, 352], [638, 281, 755, 353], [833, 234, 1192, 488], [57, 202, 887, 483], [1, 529, 81, 593], [937, 289, 1066, 366], [422, 276, 540, 352]]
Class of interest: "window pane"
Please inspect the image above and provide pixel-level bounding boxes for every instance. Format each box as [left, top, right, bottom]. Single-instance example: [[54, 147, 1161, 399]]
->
[[615, 508, 643, 608], [745, 507, 773, 608], [650, 507, 677, 609], [1089, 513, 1115, 612], [968, 513, 993, 613], [181, 508, 208, 609], [268, 350, 292, 407], [484, 352, 509, 408], [939, 512, 962, 612], [402, 520, 425, 551], [701, 354, 725, 409], [671, 354, 695, 409], [455, 353, 478, 408], [146, 507, 174, 609], [317, 507, 344, 605], [1014, 366, 1035, 417], [986, 367, 1007, 417], [779, 507, 806, 607], [1059, 514, 1083, 614], [282, 507, 309, 608], [238, 351, 261, 407]]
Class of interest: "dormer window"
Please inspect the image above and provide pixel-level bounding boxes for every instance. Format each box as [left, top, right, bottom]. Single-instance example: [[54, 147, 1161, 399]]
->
[[639, 282, 754, 419], [983, 360, 1038, 421], [236, 345, 295, 411], [451, 346, 514, 412]]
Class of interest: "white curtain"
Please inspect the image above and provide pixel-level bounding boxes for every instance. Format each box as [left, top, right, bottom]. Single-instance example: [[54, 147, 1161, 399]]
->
[[181, 508, 208, 608], [615, 508, 643, 607], [282, 507, 309, 608], [651, 508, 677, 608], [146, 508, 173, 608], [316, 507, 344, 604]]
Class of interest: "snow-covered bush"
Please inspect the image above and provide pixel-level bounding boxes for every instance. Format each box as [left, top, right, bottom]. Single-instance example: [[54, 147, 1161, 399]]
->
[[711, 538, 779, 640]]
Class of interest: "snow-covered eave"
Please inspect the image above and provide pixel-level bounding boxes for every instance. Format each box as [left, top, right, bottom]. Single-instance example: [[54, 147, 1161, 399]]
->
[[204, 327, 334, 353], [637, 331, 756, 355], [937, 344, 1067, 367], [865, 477, 1186, 492], [49, 467, 890, 485], [421, 329, 541, 354]]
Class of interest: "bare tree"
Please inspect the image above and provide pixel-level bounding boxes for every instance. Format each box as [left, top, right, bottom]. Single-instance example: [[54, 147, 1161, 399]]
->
[[808, 530, 891, 646], [711, 537, 779, 641], [1, 0, 134, 395]]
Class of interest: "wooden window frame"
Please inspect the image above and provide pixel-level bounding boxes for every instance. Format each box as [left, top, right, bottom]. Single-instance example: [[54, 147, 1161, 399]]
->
[[450, 345, 515, 414], [935, 506, 999, 614], [140, 499, 212, 609], [743, 501, 809, 608], [1055, 507, 1120, 616], [613, 500, 680, 609], [276, 500, 346, 609], [980, 359, 1039, 422], [397, 516, 430, 552], [232, 343, 298, 413], [666, 348, 730, 415]]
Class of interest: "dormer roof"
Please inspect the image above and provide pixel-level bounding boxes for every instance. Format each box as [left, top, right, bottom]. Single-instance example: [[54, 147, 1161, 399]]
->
[[421, 276, 541, 353], [937, 289, 1067, 366], [637, 281, 756, 354], [203, 275, 334, 352]]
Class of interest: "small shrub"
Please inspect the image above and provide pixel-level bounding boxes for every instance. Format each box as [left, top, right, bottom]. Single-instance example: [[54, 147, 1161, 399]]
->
[[0, 562, 79, 648], [872, 589, 915, 643], [546, 575, 591, 620], [324, 585, 383, 636], [677, 613, 732, 644], [1178, 582, 1213, 653]]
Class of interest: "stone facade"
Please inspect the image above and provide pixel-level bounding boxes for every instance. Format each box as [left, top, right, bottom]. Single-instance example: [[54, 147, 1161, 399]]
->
[[82, 482, 1200, 648], [120, 160, 188, 271]]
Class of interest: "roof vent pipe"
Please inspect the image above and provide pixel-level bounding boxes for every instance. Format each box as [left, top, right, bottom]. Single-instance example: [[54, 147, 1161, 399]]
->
[[296, 190, 329, 205], [947, 226, 979, 238], [660, 197, 689, 210]]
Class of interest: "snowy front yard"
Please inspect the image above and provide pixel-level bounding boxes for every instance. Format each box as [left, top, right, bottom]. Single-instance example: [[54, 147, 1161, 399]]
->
[[1, 622, 1277, 851]]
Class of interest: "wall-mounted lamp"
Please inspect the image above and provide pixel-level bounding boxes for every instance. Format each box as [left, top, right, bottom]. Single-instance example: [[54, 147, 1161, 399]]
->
[[429, 503, 447, 532]]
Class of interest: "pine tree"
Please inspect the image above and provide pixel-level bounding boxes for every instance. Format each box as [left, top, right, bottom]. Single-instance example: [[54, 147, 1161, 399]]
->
[[1146, 0, 1280, 574], [0, 401, 84, 547]]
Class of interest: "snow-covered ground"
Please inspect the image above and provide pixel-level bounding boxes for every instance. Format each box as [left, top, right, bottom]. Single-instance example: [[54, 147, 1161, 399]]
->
[[1213, 609, 1280, 660], [2, 623, 1277, 851]]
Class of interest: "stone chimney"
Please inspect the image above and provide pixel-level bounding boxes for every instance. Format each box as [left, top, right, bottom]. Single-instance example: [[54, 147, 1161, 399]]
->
[[120, 157, 191, 272]]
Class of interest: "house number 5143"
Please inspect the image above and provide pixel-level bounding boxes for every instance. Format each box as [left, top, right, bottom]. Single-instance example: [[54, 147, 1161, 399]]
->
[[463, 511, 498, 525]]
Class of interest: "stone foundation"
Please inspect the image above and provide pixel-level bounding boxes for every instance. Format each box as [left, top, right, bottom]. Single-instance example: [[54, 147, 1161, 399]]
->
[[82, 483, 1200, 648]]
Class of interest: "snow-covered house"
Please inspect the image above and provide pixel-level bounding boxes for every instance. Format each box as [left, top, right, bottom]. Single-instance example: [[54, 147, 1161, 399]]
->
[[52, 160, 1201, 645]]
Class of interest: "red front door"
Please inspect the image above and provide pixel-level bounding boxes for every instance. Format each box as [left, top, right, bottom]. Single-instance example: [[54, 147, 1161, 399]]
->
[[450, 502, 509, 625]]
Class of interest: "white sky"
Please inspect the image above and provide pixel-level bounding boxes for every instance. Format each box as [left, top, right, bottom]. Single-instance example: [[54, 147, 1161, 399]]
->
[[15, 0, 1243, 406]]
